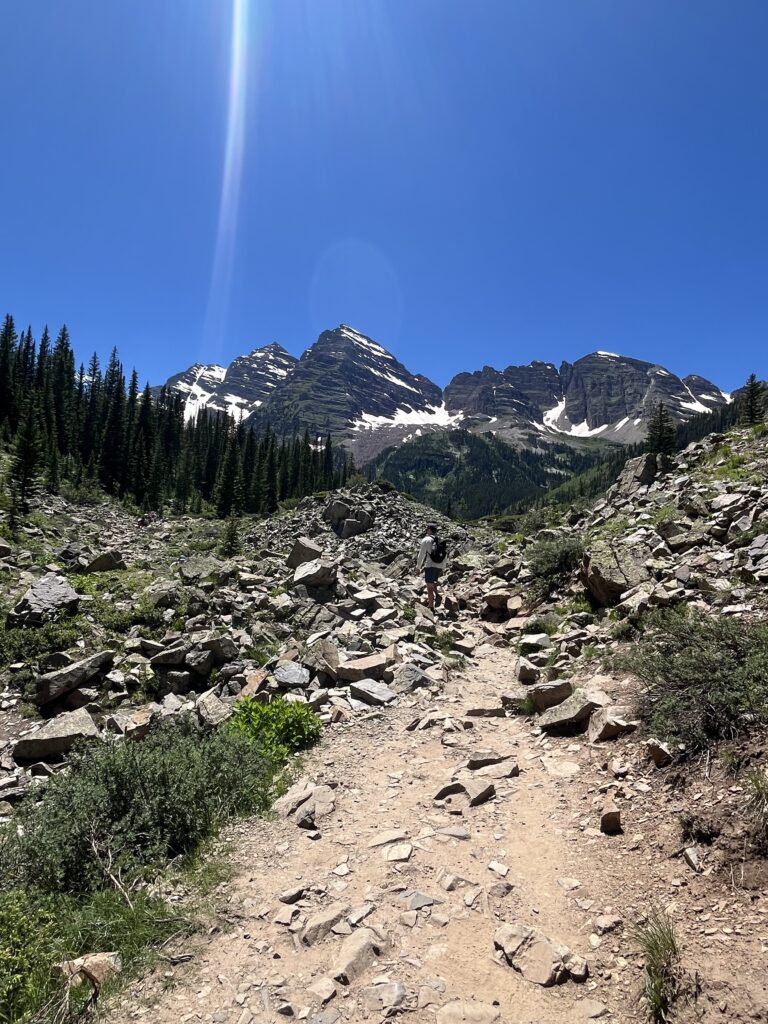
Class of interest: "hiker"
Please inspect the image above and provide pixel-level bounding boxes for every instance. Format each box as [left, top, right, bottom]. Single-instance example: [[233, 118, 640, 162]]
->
[[417, 523, 447, 610]]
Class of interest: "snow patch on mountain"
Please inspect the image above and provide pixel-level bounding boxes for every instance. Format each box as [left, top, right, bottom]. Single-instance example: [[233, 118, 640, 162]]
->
[[351, 404, 464, 432]]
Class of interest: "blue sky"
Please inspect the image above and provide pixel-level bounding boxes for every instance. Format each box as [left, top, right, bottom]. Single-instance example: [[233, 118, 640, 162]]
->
[[1, 1, 766, 390]]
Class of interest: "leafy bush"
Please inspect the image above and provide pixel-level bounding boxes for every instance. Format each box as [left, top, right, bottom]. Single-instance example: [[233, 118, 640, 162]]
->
[[0, 889, 56, 1024], [626, 609, 768, 753], [229, 697, 322, 761], [0, 617, 86, 669], [3, 716, 277, 895], [526, 535, 584, 600]]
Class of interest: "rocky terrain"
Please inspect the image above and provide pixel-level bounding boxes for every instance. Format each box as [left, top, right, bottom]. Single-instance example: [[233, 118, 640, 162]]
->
[[1, 425, 768, 1022], [159, 325, 732, 462]]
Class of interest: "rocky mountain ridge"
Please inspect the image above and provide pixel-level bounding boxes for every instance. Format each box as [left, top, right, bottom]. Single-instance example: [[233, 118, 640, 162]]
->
[[159, 325, 730, 461]]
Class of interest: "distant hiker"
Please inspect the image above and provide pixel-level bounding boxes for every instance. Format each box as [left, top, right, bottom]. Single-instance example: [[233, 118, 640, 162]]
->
[[417, 523, 447, 610]]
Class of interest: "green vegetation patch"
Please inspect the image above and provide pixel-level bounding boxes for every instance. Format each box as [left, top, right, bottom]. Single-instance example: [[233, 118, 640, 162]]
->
[[626, 609, 768, 753], [526, 535, 584, 601], [229, 696, 322, 761]]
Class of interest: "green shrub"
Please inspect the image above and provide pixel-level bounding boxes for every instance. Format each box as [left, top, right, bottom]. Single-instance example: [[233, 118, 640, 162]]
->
[[0, 889, 56, 1024], [746, 769, 768, 854], [3, 716, 277, 895], [229, 696, 322, 761], [0, 617, 86, 669], [526, 536, 584, 600], [522, 612, 561, 636], [626, 609, 768, 754]]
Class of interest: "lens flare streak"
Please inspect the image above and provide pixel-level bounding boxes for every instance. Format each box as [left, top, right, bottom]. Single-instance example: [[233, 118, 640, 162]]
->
[[203, 0, 249, 355]]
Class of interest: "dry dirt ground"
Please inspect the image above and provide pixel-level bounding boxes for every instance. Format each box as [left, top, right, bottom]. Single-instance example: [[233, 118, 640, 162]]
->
[[106, 640, 768, 1024]]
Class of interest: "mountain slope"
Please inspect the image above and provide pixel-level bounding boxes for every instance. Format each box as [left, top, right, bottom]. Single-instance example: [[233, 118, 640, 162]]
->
[[446, 351, 728, 447], [368, 429, 606, 518], [162, 343, 298, 421], [248, 325, 453, 460]]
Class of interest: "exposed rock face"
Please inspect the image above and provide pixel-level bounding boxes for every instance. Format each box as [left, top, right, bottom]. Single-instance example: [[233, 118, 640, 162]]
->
[[249, 325, 444, 460], [160, 342, 298, 422]]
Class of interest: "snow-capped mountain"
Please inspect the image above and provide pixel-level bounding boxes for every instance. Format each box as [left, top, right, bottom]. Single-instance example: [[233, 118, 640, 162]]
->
[[445, 351, 729, 447], [162, 343, 298, 422], [158, 326, 730, 461]]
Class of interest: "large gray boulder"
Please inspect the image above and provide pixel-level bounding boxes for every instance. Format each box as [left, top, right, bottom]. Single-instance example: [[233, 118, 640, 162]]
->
[[580, 537, 652, 607], [538, 688, 610, 733], [286, 536, 323, 569], [35, 650, 115, 706], [13, 708, 99, 762], [610, 452, 660, 498], [293, 559, 337, 587], [8, 573, 80, 627]]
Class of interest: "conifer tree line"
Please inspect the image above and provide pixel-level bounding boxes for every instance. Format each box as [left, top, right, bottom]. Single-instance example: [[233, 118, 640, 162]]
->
[[0, 315, 351, 517]]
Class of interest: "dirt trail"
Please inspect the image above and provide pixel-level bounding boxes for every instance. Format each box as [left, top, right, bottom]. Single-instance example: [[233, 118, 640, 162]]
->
[[108, 643, 768, 1024]]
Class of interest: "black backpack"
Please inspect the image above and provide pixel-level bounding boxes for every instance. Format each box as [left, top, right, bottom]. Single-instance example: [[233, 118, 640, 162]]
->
[[431, 537, 448, 564]]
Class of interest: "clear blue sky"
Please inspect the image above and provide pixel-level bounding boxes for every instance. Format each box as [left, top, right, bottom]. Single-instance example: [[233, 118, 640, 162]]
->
[[1, 1, 766, 390]]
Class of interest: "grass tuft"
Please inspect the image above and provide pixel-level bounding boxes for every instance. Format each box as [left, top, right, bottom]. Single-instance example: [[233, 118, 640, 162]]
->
[[631, 908, 681, 1022]]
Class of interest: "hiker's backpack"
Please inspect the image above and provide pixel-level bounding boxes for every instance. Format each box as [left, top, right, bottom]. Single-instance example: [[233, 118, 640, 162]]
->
[[432, 537, 448, 564]]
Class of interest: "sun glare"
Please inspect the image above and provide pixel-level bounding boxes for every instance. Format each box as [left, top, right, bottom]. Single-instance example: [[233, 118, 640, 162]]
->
[[203, 0, 249, 357]]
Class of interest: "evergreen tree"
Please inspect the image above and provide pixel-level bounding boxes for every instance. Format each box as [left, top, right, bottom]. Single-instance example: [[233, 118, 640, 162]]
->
[[646, 402, 676, 456], [739, 373, 765, 426], [264, 437, 278, 514], [11, 399, 45, 511]]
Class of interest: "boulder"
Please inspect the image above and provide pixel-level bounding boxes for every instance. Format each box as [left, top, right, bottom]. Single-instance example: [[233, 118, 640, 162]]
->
[[494, 921, 586, 987], [274, 662, 311, 689], [54, 951, 122, 991], [610, 452, 660, 498], [294, 559, 338, 587], [301, 902, 350, 946], [8, 572, 80, 626], [538, 689, 610, 733], [527, 680, 573, 712], [200, 634, 240, 663], [587, 706, 638, 743], [392, 663, 434, 693], [82, 550, 126, 573], [645, 737, 673, 767], [519, 633, 552, 655], [286, 536, 323, 569], [13, 708, 99, 762], [349, 678, 397, 706], [35, 650, 114, 706], [600, 800, 622, 834], [337, 652, 387, 682], [580, 537, 652, 607], [331, 927, 385, 983], [185, 648, 215, 677], [196, 690, 232, 728], [323, 499, 351, 527]]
